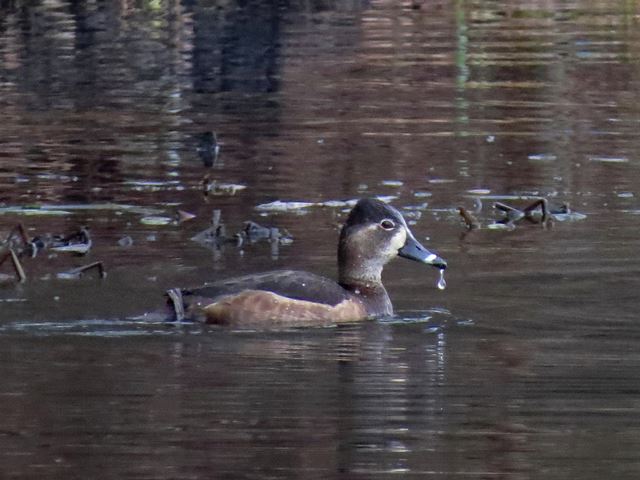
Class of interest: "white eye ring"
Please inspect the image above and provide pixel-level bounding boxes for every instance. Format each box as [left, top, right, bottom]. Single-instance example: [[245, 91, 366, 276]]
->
[[380, 219, 395, 230]]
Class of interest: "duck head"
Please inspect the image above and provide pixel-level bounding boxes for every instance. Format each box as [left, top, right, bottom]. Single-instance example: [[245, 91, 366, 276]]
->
[[338, 198, 447, 286]]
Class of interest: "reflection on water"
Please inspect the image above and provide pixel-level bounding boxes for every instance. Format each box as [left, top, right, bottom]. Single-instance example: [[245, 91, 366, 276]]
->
[[2, 0, 640, 477]]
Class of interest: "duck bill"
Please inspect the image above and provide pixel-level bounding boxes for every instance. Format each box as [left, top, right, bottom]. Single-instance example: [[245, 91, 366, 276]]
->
[[398, 234, 447, 269]]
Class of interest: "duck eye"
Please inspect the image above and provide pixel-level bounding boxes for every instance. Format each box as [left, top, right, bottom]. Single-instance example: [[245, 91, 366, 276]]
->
[[379, 219, 395, 231]]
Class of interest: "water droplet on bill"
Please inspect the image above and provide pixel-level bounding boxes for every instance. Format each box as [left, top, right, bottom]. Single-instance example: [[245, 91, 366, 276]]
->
[[437, 269, 446, 290]]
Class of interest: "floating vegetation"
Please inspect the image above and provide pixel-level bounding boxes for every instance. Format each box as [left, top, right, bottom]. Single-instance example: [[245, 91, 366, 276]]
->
[[125, 180, 184, 192], [0, 203, 163, 216], [191, 209, 293, 258], [462, 193, 545, 201], [0, 207, 73, 216], [191, 210, 225, 245], [48, 227, 92, 255], [318, 199, 359, 208], [50, 242, 91, 254], [375, 195, 397, 203], [527, 153, 557, 162], [551, 208, 587, 222], [255, 200, 316, 212], [466, 188, 491, 195], [140, 216, 174, 226], [125, 179, 182, 187], [403, 203, 429, 211], [486, 222, 517, 231], [50, 203, 164, 214], [256, 197, 395, 213], [35, 173, 79, 182], [620, 209, 640, 217], [428, 178, 456, 184], [413, 191, 432, 198], [401, 207, 423, 221], [27, 227, 93, 256], [202, 175, 247, 197], [117, 236, 134, 247], [0, 223, 104, 285], [588, 155, 628, 163], [242, 221, 281, 242], [140, 209, 197, 226], [458, 198, 586, 232], [380, 180, 403, 187]]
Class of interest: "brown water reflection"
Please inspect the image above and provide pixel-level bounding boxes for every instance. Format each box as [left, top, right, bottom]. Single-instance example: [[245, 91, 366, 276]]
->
[[2, 0, 640, 478]]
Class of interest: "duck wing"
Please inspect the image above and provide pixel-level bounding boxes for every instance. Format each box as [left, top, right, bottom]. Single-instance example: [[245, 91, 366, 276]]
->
[[181, 270, 351, 308]]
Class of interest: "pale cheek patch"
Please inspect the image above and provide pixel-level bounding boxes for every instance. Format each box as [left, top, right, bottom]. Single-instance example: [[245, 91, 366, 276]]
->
[[390, 229, 407, 252]]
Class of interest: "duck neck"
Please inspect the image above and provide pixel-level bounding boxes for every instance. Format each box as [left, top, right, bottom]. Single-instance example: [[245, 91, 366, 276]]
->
[[337, 242, 393, 316], [338, 268, 392, 317], [338, 245, 384, 288], [337, 230, 393, 315], [338, 267, 383, 291], [339, 255, 389, 293]]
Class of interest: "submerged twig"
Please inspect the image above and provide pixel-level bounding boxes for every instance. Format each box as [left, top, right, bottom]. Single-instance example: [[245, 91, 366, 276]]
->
[[458, 197, 577, 232], [212, 209, 222, 230], [458, 207, 480, 230], [57, 261, 106, 280], [166, 288, 185, 322], [2, 223, 35, 257], [522, 198, 548, 222], [191, 209, 293, 256], [197, 131, 221, 168], [10, 249, 26, 282], [494, 202, 525, 223], [6, 223, 29, 245], [0, 248, 27, 282]]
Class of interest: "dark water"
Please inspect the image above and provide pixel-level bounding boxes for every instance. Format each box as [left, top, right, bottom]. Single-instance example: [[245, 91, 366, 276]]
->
[[2, 0, 640, 477]]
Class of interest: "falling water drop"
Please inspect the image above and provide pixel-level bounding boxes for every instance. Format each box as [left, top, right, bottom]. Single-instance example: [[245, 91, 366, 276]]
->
[[437, 269, 446, 290]]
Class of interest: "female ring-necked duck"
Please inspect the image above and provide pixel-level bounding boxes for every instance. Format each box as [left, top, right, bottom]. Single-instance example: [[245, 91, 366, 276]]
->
[[167, 198, 446, 327]]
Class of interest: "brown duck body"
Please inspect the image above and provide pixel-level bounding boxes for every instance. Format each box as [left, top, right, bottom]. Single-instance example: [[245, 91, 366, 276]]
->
[[179, 270, 390, 327], [168, 198, 447, 327]]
